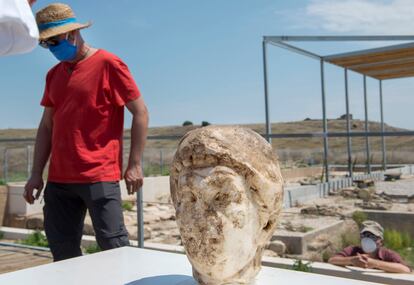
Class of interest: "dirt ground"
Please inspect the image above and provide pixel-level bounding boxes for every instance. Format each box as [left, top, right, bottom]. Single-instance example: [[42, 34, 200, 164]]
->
[[5, 174, 414, 263]]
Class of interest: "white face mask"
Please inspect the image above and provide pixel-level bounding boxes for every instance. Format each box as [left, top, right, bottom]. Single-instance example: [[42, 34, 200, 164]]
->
[[361, 237, 377, 253]]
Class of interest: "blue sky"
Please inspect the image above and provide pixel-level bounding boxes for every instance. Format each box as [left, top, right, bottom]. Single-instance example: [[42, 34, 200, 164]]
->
[[1, 0, 414, 130]]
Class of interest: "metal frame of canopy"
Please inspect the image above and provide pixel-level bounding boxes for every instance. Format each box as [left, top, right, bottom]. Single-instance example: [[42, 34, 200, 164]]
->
[[262, 36, 414, 182]]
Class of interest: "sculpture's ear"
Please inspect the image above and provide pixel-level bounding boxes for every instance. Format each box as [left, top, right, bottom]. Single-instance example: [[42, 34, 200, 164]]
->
[[258, 214, 278, 243]]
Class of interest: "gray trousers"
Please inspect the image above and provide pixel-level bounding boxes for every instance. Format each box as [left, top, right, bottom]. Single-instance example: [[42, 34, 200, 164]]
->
[[43, 181, 129, 261]]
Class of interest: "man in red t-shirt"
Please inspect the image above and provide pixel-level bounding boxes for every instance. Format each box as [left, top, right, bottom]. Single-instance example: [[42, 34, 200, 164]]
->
[[329, 221, 411, 273], [23, 3, 148, 261]]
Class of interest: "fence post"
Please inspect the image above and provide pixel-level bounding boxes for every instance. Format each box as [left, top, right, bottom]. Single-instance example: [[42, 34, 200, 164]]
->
[[160, 149, 163, 176], [3, 149, 8, 183], [137, 158, 144, 248], [26, 145, 32, 179], [288, 190, 293, 208]]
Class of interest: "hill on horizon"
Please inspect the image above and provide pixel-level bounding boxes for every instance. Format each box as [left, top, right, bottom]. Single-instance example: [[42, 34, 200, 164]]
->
[[0, 119, 412, 165]]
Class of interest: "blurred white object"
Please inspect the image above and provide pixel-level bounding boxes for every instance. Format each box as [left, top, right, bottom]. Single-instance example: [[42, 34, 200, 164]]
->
[[0, 0, 39, 56]]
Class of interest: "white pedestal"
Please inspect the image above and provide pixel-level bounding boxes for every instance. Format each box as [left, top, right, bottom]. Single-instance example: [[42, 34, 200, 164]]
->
[[0, 247, 380, 285]]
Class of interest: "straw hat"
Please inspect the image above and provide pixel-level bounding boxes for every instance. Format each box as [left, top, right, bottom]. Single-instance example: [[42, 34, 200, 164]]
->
[[36, 3, 91, 40]]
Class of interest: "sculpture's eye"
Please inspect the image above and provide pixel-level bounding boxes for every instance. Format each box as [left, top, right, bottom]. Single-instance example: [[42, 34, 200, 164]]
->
[[214, 192, 229, 202], [213, 192, 233, 208], [250, 186, 258, 193]]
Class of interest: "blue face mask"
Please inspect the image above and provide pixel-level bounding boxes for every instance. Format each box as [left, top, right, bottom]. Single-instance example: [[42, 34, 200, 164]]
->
[[49, 38, 78, 62]]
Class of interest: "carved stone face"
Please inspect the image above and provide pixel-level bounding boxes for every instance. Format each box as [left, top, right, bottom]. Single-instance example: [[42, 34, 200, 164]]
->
[[170, 126, 284, 285]]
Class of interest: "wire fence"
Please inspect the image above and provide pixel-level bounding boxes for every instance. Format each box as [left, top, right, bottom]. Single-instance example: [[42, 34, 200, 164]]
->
[[0, 144, 178, 184], [1, 136, 414, 183]]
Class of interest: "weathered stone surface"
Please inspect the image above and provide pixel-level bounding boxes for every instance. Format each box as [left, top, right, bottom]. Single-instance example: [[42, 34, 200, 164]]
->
[[170, 126, 284, 285], [301, 205, 341, 216], [143, 214, 161, 224], [300, 206, 318, 215], [357, 188, 375, 201], [354, 179, 374, 189], [355, 201, 392, 210], [26, 215, 43, 230], [159, 211, 175, 221], [123, 214, 136, 226], [307, 240, 331, 251], [339, 187, 358, 198], [127, 225, 151, 240], [299, 178, 318, 186], [83, 216, 95, 235], [282, 221, 314, 233], [7, 214, 27, 228], [267, 240, 286, 256]]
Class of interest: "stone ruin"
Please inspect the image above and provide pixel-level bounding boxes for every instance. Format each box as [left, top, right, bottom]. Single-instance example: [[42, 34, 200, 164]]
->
[[170, 126, 284, 285]]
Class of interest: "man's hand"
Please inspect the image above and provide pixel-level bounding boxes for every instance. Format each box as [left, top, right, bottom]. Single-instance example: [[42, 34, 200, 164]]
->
[[23, 175, 44, 204], [360, 255, 379, 269], [124, 163, 144, 195], [350, 253, 368, 268]]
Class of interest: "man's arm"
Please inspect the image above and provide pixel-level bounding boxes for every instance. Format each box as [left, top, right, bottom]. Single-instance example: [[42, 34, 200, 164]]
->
[[23, 107, 53, 204], [329, 254, 367, 268], [364, 256, 411, 273], [124, 97, 149, 194]]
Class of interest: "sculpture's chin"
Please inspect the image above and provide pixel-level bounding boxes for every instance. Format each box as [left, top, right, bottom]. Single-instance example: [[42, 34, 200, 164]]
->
[[192, 261, 260, 285], [190, 248, 261, 285]]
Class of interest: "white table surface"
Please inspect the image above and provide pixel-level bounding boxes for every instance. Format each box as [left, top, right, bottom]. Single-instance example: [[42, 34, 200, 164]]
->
[[0, 246, 380, 285]]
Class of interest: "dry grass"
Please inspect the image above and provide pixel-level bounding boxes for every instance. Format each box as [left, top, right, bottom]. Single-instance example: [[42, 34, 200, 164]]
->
[[0, 119, 413, 180]]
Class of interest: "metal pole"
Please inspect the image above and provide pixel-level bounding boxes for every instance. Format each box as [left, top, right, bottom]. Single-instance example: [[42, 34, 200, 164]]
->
[[379, 80, 387, 171], [137, 159, 144, 248], [3, 149, 8, 183], [320, 60, 329, 182], [262, 39, 272, 143], [26, 145, 31, 179], [159, 149, 163, 175], [344, 69, 353, 177], [363, 76, 371, 174]]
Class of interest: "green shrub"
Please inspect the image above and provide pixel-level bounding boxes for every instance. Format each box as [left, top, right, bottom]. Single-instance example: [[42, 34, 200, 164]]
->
[[0, 231, 4, 239], [85, 243, 101, 254], [122, 201, 134, 211], [19, 230, 48, 248], [322, 250, 332, 262], [383, 229, 414, 267], [182, 121, 193, 126], [302, 226, 314, 233], [341, 231, 360, 248], [201, 121, 211, 127], [399, 248, 414, 267], [352, 211, 367, 227], [401, 232, 413, 248], [292, 259, 312, 272], [384, 229, 404, 251], [143, 165, 170, 177]]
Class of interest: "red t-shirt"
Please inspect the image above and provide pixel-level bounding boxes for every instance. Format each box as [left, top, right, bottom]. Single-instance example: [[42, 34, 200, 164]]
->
[[41, 49, 141, 183], [336, 246, 407, 265]]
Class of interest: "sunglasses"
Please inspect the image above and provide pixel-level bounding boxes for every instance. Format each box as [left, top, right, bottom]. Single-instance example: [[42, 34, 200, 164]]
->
[[361, 232, 380, 241], [39, 33, 69, 49]]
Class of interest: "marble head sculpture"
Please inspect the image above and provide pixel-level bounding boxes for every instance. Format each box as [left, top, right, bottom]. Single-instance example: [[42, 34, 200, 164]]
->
[[170, 126, 284, 285]]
